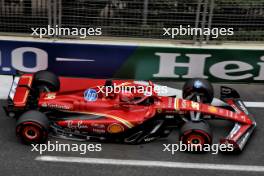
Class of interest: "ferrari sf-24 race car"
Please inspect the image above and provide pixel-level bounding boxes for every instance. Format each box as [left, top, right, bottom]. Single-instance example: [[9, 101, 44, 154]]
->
[[3, 71, 256, 152]]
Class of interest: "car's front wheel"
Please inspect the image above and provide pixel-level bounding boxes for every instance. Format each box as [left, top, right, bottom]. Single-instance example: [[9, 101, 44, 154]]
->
[[179, 121, 212, 152]]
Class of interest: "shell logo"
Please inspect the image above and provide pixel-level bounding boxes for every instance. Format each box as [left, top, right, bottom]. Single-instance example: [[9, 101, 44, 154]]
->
[[208, 106, 218, 113], [107, 123, 124, 133]]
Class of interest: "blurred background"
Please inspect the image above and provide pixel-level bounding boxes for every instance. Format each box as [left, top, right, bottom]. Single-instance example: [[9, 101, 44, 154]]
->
[[0, 0, 263, 44]]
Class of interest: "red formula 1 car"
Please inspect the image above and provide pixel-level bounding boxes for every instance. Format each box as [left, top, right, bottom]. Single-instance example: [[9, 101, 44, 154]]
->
[[3, 71, 256, 152]]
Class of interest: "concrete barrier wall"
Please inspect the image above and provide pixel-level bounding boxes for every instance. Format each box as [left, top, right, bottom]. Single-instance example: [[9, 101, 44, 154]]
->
[[0, 36, 263, 83]]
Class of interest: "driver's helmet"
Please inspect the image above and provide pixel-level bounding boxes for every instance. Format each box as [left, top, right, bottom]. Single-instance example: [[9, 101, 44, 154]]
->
[[119, 91, 134, 102]]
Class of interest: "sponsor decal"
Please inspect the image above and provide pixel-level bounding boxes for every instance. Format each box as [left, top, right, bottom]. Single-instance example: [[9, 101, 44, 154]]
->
[[63, 111, 134, 128], [144, 137, 156, 142], [91, 123, 105, 128], [228, 111, 235, 117], [67, 120, 89, 129], [84, 89, 98, 102], [231, 104, 241, 113], [168, 97, 173, 108], [219, 109, 224, 114], [165, 115, 174, 119], [208, 106, 218, 113], [90, 124, 106, 133], [191, 101, 200, 110], [44, 93, 56, 100], [239, 132, 250, 149], [181, 99, 187, 108], [107, 123, 124, 133], [92, 128, 106, 134], [41, 103, 48, 108], [165, 110, 178, 113], [41, 103, 70, 110], [240, 115, 246, 121], [237, 101, 249, 115], [229, 123, 241, 138], [178, 111, 185, 115]]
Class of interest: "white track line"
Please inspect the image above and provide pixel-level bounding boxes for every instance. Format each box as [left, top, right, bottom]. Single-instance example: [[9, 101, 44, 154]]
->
[[36, 156, 264, 172], [244, 102, 264, 108]]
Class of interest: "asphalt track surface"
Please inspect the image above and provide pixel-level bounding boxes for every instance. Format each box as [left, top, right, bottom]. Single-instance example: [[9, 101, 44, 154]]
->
[[0, 82, 263, 176]]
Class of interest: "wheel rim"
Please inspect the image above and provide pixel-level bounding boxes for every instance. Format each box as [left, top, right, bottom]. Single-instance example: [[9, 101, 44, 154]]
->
[[186, 134, 205, 145], [21, 123, 41, 141]]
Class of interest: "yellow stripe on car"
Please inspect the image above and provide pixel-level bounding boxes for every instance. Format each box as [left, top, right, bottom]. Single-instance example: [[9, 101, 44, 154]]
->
[[174, 98, 179, 111]]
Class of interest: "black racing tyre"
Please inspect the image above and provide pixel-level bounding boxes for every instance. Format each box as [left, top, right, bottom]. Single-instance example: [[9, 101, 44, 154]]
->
[[182, 78, 214, 104], [180, 121, 212, 152], [16, 110, 49, 144], [33, 70, 60, 93]]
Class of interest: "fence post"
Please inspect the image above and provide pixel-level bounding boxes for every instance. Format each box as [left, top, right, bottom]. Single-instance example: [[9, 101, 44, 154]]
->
[[142, 0, 149, 26], [0, 0, 4, 15], [193, 0, 202, 43], [47, 0, 52, 27], [23, 0, 32, 16], [53, 0, 57, 38], [199, 0, 208, 45], [206, 0, 214, 43], [58, 0, 62, 28]]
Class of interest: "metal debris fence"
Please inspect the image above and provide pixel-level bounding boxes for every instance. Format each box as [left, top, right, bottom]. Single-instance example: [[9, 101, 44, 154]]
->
[[0, 0, 263, 43]]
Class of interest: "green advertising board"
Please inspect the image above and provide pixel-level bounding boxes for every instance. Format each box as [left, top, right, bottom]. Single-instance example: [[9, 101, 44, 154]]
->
[[115, 46, 264, 83]]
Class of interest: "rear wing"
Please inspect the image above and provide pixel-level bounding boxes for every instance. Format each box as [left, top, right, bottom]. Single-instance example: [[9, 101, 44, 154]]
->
[[8, 76, 20, 101], [7, 74, 34, 107]]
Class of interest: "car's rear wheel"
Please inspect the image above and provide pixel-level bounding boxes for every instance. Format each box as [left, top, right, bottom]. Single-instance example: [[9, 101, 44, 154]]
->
[[182, 78, 214, 104], [180, 121, 212, 152], [16, 110, 49, 144], [33, 70, 60, 93]]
